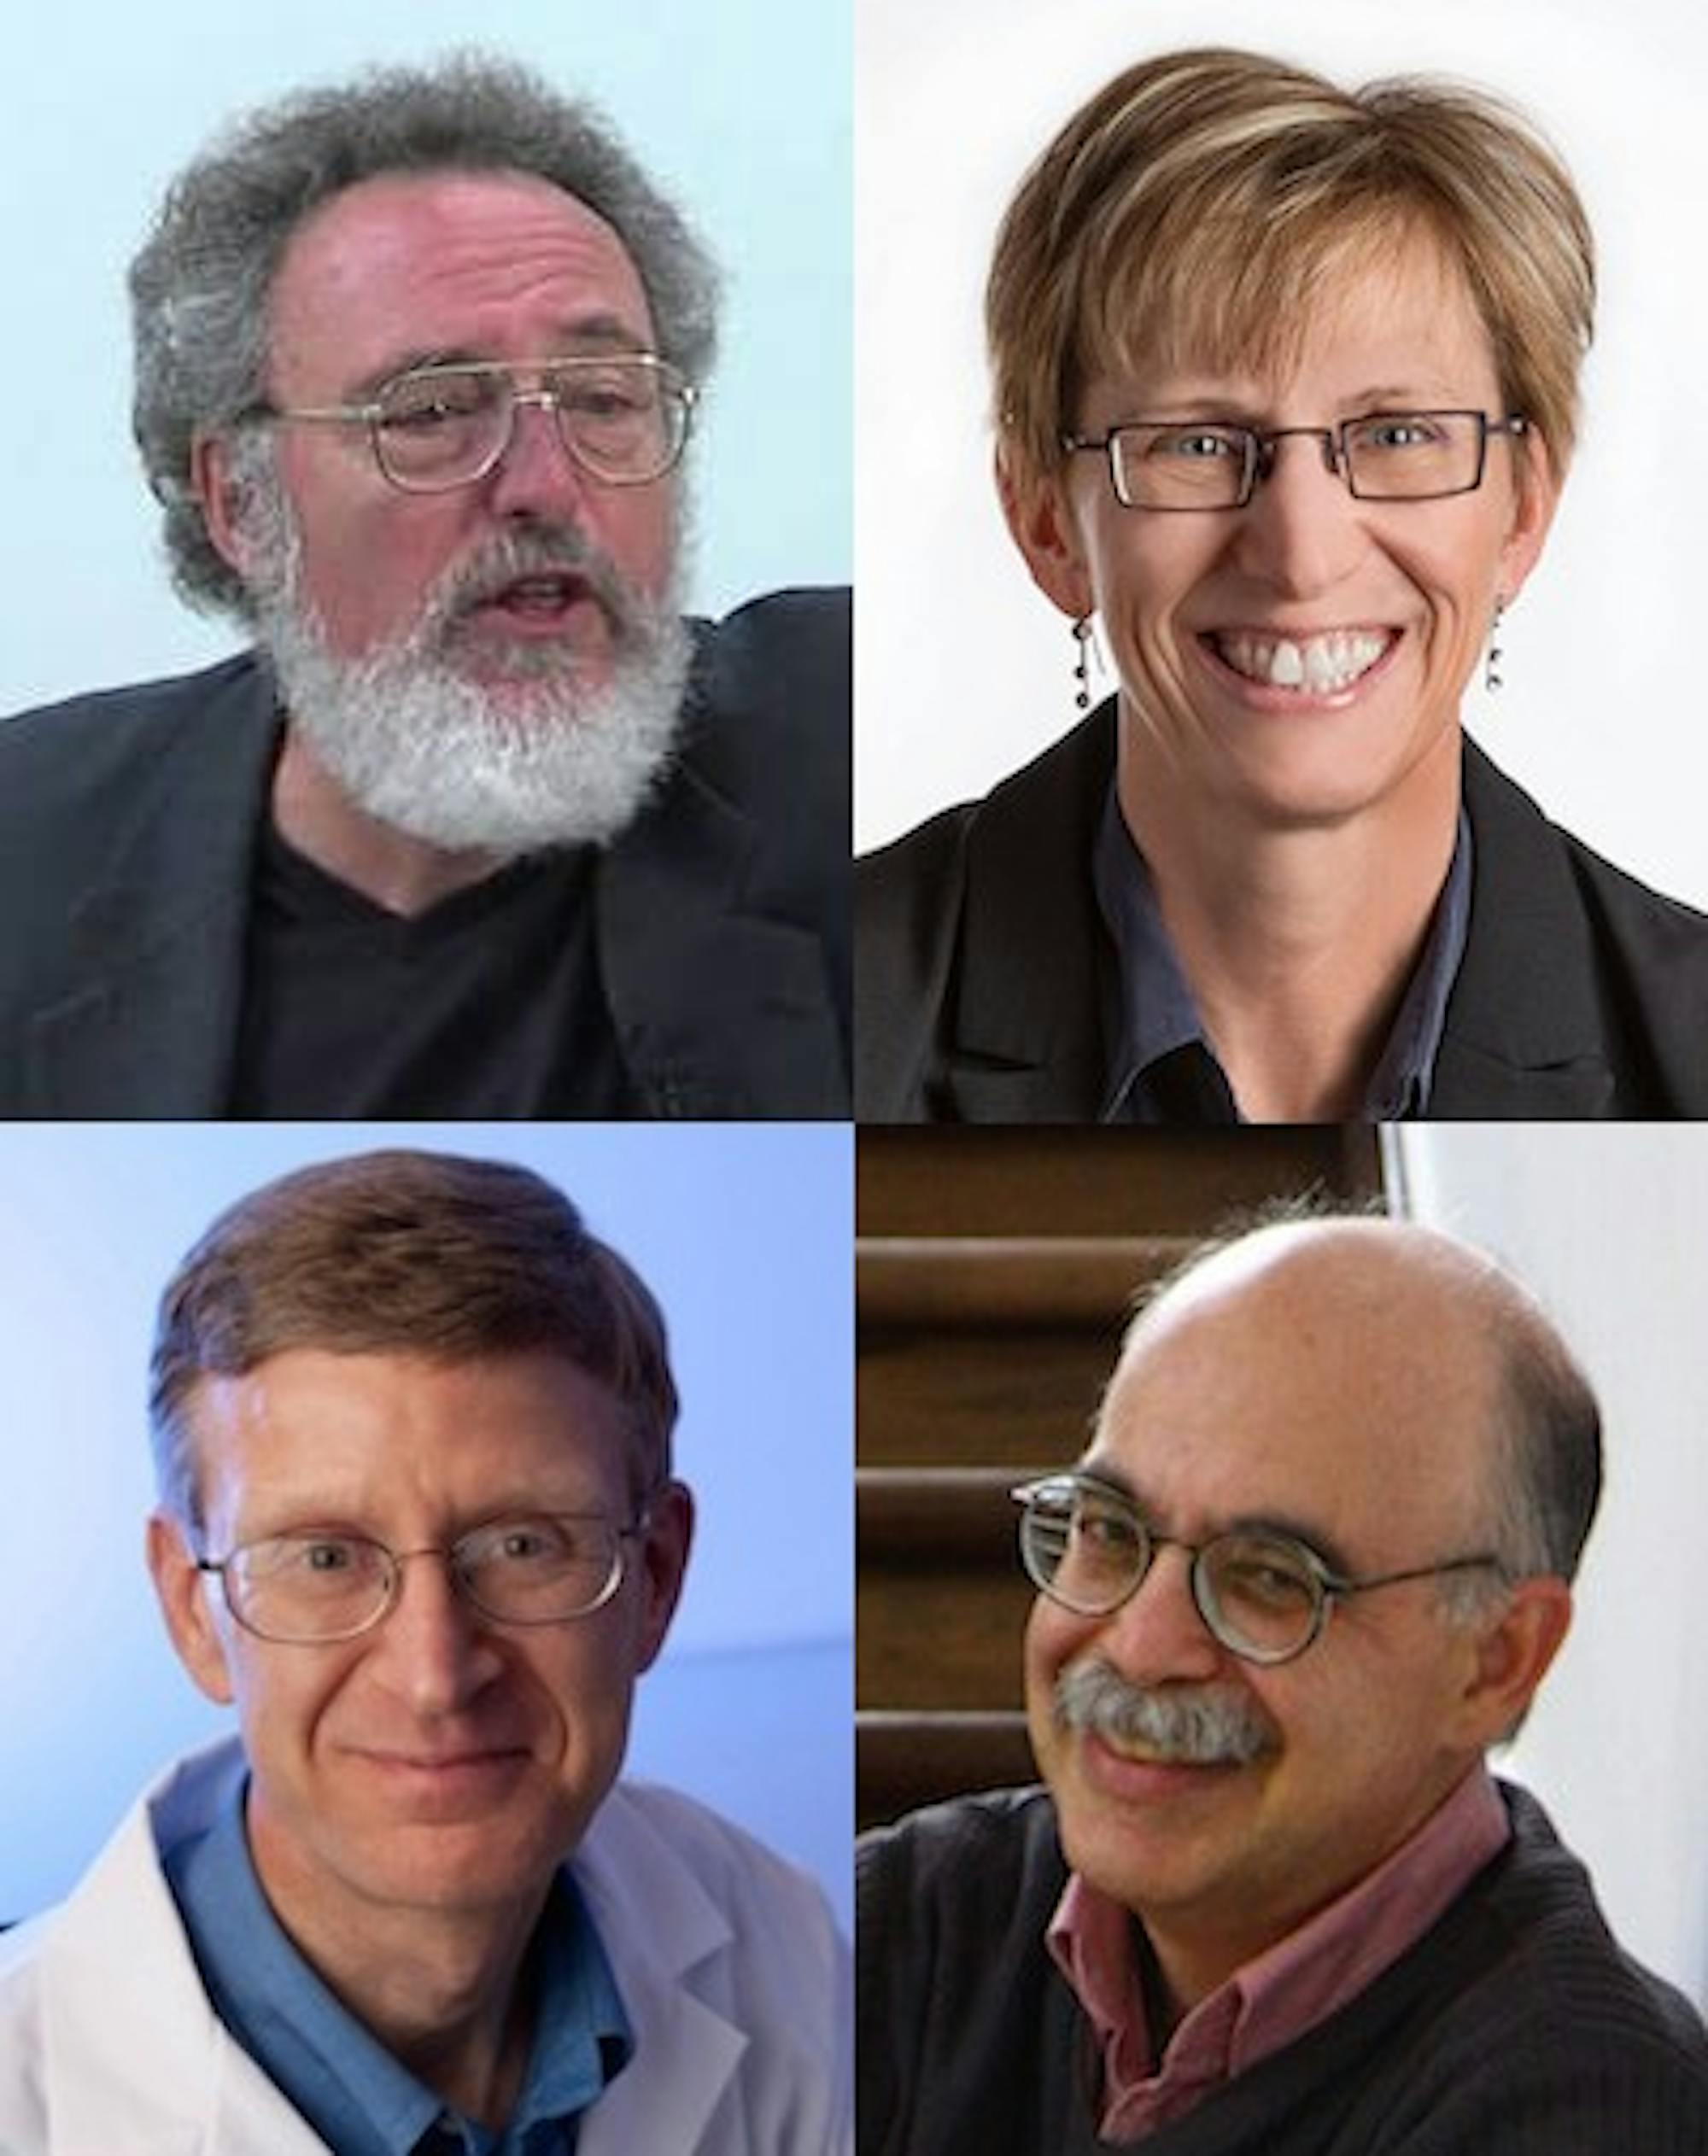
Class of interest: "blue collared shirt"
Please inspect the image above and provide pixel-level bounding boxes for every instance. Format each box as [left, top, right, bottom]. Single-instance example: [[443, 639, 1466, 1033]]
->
[[162, 1773, 632, 2156], [1092, 787, 1473, 1122]]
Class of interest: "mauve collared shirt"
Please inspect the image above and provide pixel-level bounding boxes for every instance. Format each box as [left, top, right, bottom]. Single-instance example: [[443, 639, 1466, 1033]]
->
[[1047, 1765, 1512, 2142]]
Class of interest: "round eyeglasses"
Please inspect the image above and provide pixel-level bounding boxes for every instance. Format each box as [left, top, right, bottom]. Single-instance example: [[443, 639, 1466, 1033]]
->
[[196, 1504, 658, 1645], [1062, 409, 1528, 512], [254, 353, 696, 494], [1012, 1473, 1505, 1666]]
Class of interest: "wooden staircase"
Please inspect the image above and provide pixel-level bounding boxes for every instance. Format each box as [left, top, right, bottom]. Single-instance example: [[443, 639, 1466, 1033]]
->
[[857, 1128, 1383, 1829]]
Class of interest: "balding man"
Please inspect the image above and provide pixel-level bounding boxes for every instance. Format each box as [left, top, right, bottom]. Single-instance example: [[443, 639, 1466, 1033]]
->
[[857, 1217, 1708, 2153]]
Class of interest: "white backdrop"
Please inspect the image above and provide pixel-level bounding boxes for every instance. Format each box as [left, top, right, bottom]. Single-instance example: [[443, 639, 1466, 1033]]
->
[[1389, 1123, 1708, 2007], [0, 0, 850, 716], [0, 1123, 851, 1928], [856, 0, 1708, 908]]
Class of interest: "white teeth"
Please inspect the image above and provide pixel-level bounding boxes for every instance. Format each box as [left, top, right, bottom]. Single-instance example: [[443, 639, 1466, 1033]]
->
[[1098, 1732, 1229, 1768], [1216, 629, 1389, 692]]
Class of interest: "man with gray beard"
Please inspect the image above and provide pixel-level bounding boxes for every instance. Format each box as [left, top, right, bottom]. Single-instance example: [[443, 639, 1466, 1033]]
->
[[857, 1216, 1708, 2154], [0, 55, 848, 1116]]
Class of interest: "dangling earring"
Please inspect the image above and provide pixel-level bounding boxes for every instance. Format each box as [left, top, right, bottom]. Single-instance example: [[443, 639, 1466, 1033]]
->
[[1072, 616, 1093, 710], [1484, 598, 1506, 693]]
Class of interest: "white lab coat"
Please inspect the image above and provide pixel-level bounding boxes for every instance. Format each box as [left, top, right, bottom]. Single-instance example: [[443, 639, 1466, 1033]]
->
[[0, 1738, 851, 2156]]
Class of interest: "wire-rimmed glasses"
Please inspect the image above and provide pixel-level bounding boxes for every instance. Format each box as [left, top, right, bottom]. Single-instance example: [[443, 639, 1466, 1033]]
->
[[1063, 410, 1529, 511], [255, 353, 696, 494], [1012, 1472, 1505, 1666], [196, 1502, 660, 1644]]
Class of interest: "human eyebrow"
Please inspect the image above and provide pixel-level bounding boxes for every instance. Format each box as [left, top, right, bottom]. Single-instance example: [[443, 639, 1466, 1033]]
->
[[1114, 386, 1472, 429], [342, 324, 658, 403], [1072, 1458, 1147, 1508], [1132, 403, 1262, 425], [1224, 1510, 1354, 1576], [1338, 385, 1465, 415], [459, 1494, 616, 1534], [1073, 1463, 1354, 1575], [550, 315, 654, 356], [339, 348, 477, 401], [224, 1512, 378, 1549]]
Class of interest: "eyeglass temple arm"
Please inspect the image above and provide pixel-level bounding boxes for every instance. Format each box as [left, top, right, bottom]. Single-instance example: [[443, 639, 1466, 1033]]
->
[[1325, 1552, 1508, 1598]]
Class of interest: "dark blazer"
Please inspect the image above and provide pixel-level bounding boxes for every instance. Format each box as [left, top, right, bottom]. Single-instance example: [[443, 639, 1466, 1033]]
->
[[856, 703, 1708, 1121], [0, 587, 850, 1118]]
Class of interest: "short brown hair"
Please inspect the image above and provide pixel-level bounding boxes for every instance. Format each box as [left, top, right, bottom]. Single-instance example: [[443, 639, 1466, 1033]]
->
[[987, 46, 1595, 495], [149, 1148, 678, 1524]]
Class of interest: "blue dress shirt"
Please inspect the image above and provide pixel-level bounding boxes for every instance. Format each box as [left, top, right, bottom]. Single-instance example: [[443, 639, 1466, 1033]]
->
[[1092, 787, 1472, 1121], [163, 1773, 631, 2155]]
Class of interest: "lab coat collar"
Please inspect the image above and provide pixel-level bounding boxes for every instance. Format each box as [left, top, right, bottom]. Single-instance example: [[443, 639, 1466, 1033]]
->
[[570, 1782, 751, 2153], [24, 1740, 763, 2155], [35, 1738, 332, 2153]]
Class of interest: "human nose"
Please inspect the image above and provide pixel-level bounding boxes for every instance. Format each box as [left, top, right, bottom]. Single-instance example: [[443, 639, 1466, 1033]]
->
[[484, 388, 594, 521], [1231, 429, 1365, 597], [1093, 1542, 1226, 1685], [366, 1549, 506, 1715]]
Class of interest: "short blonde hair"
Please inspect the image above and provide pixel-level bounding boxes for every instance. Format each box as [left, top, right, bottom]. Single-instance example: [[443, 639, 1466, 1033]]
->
[[987, 47, 1595, 495]]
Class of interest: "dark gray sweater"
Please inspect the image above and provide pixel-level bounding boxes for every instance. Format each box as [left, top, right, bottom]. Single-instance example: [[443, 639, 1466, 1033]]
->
[[857, 1784, 1708, 2154]]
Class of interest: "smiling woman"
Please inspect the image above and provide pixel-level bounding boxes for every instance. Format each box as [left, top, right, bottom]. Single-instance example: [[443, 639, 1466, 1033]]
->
[[855, 45, 1708, 1125]]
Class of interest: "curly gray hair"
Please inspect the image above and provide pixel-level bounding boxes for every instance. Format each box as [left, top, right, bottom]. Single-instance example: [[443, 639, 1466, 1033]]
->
[[130, 50, 720, 620]]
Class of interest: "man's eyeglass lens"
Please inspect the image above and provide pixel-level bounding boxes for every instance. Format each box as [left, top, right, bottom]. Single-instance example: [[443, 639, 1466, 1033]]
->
[[214, 1515, 627, 1641], [1108, 411, 1493, 510], [374, 359, 689, 490], [1015, 1479, 1329, 1662]]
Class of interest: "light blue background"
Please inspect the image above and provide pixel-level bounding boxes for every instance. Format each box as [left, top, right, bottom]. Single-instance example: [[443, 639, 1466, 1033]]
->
[[1, 0, 850, 712], [0, 1123, 851, 1928]]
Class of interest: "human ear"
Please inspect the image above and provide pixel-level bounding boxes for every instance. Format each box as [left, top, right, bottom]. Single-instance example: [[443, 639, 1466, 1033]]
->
[[146, 1509, 237, 1707], [631, 1478, 694, 1674], [1451, 1575, 1572, 1747], [996, 443, 1097, 621], [190, 429, 260, 580], [1494, 424, 1561, 605]]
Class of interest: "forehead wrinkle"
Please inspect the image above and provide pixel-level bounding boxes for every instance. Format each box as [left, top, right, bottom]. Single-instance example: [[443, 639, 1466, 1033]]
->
[[381, 227, 645, 319], [268, 172, 655, 395]]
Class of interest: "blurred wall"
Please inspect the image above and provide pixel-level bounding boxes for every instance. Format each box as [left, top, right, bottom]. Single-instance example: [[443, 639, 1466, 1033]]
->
[[1391, 1123, 1708, 2006]]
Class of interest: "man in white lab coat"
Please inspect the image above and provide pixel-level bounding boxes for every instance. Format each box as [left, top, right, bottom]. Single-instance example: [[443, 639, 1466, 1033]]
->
[[0, 1148, 849, 2154]]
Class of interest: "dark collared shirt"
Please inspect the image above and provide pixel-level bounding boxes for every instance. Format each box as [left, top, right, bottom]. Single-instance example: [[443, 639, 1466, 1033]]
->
[[1048, 1767, 1510, 2139], [163, 1773, 631, 2155], [1092, 788, 1472, 1121]]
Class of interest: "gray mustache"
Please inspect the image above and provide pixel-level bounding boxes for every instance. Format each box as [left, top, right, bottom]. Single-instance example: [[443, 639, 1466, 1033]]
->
[[1055, 1659, 1272, 1766], [436, 526, 636, 634]]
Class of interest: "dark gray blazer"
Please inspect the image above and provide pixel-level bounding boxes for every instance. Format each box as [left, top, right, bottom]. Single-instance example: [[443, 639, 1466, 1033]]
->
[[0, 587, 850, 1117], [857, 704, 1708, 1122]]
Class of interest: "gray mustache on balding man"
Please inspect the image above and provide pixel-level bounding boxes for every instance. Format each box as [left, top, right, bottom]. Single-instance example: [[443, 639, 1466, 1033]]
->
[[1054, 1659, 1274, 1767]]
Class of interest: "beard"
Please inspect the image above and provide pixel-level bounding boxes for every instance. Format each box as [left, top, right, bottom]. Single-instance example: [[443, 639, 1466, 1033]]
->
[[242, 469, 693, 858]]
